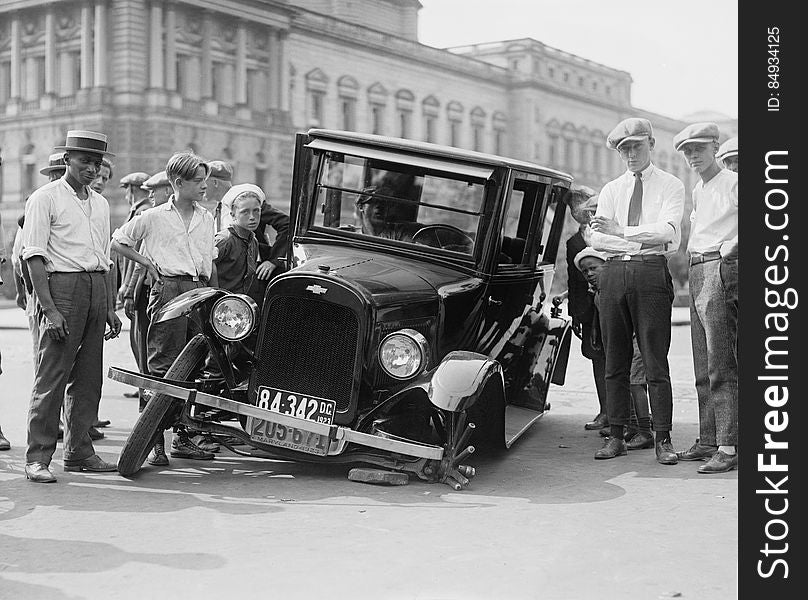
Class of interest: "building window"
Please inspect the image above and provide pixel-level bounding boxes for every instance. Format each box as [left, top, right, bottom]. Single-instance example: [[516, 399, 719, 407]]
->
[[470, 106, 486, 153], [494, 129, 504, 155], [449, 120, 461, 147], [255, 151, 267, 190], [548, 67, 555, 79], [337, 75, 359, 131], [309, 90, 325, 127], [341, 98, 356, 130], [398, 110, 411, 138], [422, 95, 440, 143], [492, 111, 507, 156], [563, 72, 569, 82], [446, 101, 464, 147], [424, 115, 436, 143], [370, 104, 384, 134]]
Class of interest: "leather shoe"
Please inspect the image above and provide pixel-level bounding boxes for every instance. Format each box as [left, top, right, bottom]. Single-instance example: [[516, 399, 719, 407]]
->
[[677, 439, 718, 461], [148, 441, 169, 466], [697, 450, 738, 474], [594, 436, 627, 459], [64, 454, 118, 472], [626, 431, 654, 450], [655, 439, 679, 465], [93, 419, 111, 428], [88, 426, 105, 441], [25, 462, 57, 483], [598, 427, 612, 438], [0, 428, 10, 451], [584, 413, 609, 430]]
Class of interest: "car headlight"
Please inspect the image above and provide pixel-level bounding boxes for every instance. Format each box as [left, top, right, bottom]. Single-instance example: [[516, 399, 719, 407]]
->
[[378, 329, 429, 380], [210, 294, 258, 341]]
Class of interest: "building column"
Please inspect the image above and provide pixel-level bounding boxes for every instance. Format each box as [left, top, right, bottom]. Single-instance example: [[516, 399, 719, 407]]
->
[[201, 12, 213, 99], [149, 1, 164, 89], [235, 21, 247, 106], [44, 10, 57, 94], [266, 28, 279, 110], [276, 29, 288, 111], [165, 2, 177, 91], [80, 2, 94, 89], [9, 14, 21, 100], [93, 0, 108, 87]]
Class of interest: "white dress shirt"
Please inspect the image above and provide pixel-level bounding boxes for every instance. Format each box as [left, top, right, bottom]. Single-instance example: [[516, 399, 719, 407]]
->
[[687, 169, 738, 255], [590, 163, 685, 257], [112, 197, 217, 280], [22, 177, 112, 272]]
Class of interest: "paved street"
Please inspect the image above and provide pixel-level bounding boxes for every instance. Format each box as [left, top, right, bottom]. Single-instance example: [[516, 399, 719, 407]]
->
[[0, 304, 736, 600]]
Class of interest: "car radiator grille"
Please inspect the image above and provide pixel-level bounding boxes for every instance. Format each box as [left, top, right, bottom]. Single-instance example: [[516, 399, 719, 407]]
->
[[256, 296, 359, 413]]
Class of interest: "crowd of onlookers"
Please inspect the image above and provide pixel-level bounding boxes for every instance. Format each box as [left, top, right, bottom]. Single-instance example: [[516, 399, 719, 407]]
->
[[559, 118, 738, 473], [0, 119, 738, 482], [0, 131, 288, 482]]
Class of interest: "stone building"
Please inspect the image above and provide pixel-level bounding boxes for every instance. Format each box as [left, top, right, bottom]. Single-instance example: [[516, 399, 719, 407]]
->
[[0, 0, 736, 292]]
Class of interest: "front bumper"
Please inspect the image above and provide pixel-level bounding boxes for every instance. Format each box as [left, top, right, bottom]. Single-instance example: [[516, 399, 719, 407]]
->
[[108, 367, 444, 461]]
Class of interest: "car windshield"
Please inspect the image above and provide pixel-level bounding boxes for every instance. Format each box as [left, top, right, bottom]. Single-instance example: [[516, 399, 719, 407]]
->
[[310, 152, 486, 256]]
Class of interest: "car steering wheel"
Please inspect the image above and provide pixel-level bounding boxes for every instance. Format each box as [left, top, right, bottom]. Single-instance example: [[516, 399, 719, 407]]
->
[[411, 225, 474, 252]]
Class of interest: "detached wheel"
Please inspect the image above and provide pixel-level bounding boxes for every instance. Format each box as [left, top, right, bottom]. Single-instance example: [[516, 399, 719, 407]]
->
[[117, 334, 209, 476]]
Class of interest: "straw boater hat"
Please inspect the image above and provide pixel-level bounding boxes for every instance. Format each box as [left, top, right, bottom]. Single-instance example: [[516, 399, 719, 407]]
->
[[54, 130, 115, 157], [39, 152, 66, 176]]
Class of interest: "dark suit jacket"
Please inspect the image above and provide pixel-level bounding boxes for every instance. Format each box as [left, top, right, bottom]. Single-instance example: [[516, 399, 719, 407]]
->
[[257, 203, 290, 272]]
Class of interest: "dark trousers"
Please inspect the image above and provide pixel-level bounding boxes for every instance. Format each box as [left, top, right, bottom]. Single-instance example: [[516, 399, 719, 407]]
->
[[131, 284, 150, 374], [598, 258, 674, 432], [26, 272, 107, 465], [146, 278, 203, 377]]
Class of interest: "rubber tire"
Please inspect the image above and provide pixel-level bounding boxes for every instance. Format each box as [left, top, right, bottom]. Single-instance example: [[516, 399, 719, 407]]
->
[[117, 334, 209, 476]]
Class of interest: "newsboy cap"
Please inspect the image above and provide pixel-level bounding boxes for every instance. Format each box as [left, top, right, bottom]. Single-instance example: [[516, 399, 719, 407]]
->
[[606, 118, 653, 150], [40, 152, 66, 176], [673, 122, 720, 152], [119, 172, 151, 188], [141, 170, 170, 190], [716, 136, 738, 161], [54, 130, 115, 157], [207, 160, 233, 181]]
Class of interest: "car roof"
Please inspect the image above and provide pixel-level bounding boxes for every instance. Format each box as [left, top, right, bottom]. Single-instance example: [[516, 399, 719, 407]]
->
[[306, 129, 574, 182]]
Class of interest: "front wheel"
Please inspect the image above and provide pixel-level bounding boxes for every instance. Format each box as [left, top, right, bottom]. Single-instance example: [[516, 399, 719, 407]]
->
[[117, 334, 209, 476]]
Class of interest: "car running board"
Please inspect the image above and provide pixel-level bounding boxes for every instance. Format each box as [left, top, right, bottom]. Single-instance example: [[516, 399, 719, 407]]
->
[[504, 405, 547, 448]]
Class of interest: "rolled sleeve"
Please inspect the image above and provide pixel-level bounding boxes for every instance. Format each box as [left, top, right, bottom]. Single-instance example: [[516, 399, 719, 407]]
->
[[21, 191, 52, 264], [111, 214, 145, 247]]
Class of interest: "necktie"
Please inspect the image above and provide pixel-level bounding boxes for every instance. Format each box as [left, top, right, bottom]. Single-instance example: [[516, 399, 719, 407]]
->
[[246, 238, 257, 280], [627, 172, 643, 226]]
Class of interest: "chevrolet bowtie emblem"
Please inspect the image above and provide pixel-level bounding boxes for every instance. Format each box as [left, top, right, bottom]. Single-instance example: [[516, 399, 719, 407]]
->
[[306, 284, 328, 295]]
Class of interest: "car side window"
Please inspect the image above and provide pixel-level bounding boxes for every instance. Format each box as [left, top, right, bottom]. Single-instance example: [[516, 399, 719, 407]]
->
[[499, 179, 546, 266]]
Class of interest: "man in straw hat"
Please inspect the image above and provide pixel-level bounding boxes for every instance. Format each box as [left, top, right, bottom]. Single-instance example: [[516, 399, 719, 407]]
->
[[40, 152, 67, 181], [20, 130, 122, 482]]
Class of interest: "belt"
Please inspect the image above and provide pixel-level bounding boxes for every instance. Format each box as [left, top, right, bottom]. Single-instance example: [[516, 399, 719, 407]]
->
[[50, 270, 107, 275], [161, 274, 204, 282], [607, 254, 666, 263], [689, 251, 721, 266]]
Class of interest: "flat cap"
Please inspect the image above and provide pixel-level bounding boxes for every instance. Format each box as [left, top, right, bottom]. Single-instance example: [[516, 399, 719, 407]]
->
[[120, 172, 150, 188], [207, 160, 233, 181], [141, 170, 170, 190], [573, 247, 608, 272], [716, 136, 738, 160], [673, 122, 720, 152], [606, 118, 653, 150]]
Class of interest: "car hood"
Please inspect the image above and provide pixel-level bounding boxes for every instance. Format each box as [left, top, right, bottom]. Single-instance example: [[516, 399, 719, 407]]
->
[[292, 244, 484, 307]]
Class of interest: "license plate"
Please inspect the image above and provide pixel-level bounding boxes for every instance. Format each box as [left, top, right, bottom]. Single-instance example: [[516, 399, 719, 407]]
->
[[247, 387, 337, 456], [247, 417, 331, 456]]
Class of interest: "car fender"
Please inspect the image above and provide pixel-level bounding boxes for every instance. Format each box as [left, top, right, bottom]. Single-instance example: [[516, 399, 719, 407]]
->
[[426, 350, 504, 412], [154, 287, 227, 323]]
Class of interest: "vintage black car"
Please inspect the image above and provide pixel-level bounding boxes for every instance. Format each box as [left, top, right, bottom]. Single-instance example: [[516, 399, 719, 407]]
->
[[111, 129, 574, 489]]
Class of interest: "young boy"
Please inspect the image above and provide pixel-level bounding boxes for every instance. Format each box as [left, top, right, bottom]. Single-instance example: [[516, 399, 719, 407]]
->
[[111, 151, 218, 466], [673, 123, 738, 473], [574, 248, 654, 455], [214, 184, 264, 303]]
